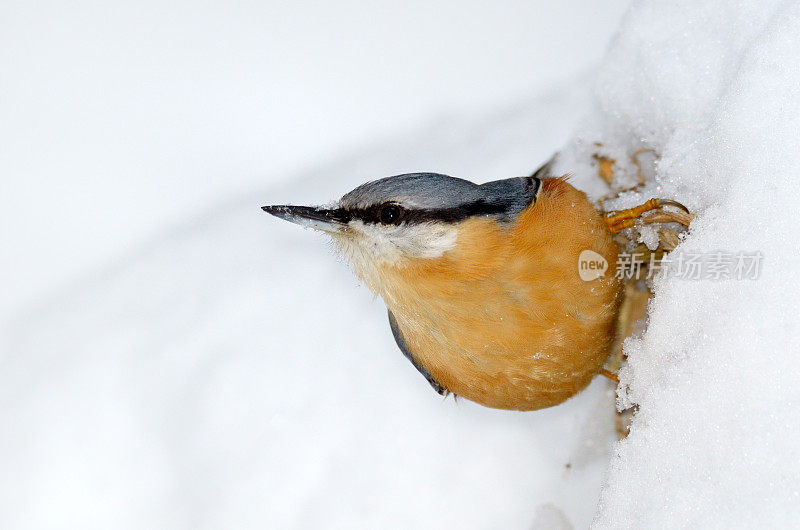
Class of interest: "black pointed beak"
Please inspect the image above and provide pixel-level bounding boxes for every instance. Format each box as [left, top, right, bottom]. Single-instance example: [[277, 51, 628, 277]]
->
[[261, 205, 350, 232]]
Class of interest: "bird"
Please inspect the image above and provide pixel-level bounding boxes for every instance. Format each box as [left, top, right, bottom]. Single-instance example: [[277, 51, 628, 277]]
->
[[263, 164, 679, 411]]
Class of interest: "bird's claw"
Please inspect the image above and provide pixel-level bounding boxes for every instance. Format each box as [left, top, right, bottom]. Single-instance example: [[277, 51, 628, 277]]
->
[[604, 198, 693, 234]]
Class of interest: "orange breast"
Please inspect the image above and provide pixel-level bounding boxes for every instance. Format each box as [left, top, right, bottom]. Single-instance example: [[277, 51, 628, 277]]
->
[[381, 178, 622, 410]]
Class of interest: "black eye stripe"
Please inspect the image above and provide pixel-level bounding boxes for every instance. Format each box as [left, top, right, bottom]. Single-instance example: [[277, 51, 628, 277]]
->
[[347, 199, 511, 225]]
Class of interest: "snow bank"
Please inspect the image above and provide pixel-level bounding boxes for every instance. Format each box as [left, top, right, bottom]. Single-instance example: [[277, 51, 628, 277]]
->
[[555, 0, 800, 526]]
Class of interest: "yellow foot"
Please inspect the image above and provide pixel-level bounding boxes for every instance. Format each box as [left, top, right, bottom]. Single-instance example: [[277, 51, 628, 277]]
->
[[599, 368, 619, 383], [592, 154, 616, 185], [605, 198, 690, 234]]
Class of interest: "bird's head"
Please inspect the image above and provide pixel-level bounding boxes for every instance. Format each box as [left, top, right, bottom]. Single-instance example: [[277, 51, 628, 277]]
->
[[263, 173, 540, 292]]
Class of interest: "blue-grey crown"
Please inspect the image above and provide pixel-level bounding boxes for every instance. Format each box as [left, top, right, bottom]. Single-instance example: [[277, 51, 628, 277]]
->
[[339, 173, 539, 224]]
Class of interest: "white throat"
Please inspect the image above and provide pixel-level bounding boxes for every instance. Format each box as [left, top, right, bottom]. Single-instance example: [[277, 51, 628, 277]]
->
[[331, 220, 458, 292]]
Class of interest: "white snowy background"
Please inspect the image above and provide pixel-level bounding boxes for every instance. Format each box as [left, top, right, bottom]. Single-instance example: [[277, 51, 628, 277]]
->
[[4, 0, 800, 528]]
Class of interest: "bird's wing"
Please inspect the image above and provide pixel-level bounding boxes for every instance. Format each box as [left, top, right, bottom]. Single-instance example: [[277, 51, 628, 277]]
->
[[387, 310, 448, 396]]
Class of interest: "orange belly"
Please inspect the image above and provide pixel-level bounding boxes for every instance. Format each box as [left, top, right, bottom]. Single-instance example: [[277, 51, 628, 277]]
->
[[381, 178, 623, 410]]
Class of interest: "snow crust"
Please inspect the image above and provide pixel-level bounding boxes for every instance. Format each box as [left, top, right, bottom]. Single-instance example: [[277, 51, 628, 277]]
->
[[555, 0, 800, 526]]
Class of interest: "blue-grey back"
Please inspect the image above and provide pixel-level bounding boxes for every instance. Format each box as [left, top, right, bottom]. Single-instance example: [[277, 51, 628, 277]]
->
[[339, 173, 538, 221]]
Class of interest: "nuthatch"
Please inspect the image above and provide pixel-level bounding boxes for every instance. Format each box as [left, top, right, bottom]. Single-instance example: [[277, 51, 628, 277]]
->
[[263, 167, 676, 411]]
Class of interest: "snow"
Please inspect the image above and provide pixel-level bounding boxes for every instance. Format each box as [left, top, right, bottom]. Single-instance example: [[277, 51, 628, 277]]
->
[[5, 0, 800, 527], [554, 0, 800, 526]]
